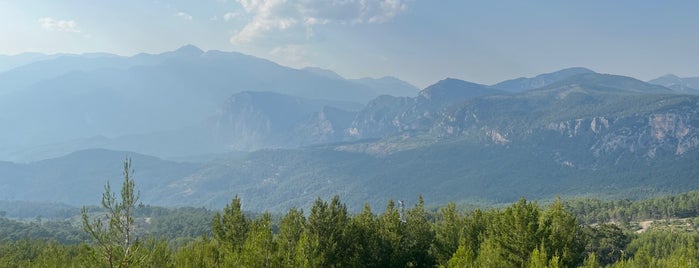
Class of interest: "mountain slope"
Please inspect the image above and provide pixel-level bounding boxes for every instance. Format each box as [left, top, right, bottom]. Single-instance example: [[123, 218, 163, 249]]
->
[[0, 149, 201, 206], [0, 53, 63, 73], [536, 73, 674, 94], [492, 67, 595, 92], [351, 76, 420, 97]]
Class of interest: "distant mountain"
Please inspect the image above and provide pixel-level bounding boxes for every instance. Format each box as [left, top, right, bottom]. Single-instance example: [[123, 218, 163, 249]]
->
[[351, 76, 420, 97], [492, 67, 595, 92], [0, 51, 152, 96], [0, 45, 397, 161], [347, 78, 503, 139], [421, 78, 502, 102], [302, 67, 420, 97], [0, 91, 363, 161], [213, 91, 360, 150], [648, 74, 699, 94], [533, 72, 674, 95], [302, 67, 345, 80], [0, 53, 62, 73]]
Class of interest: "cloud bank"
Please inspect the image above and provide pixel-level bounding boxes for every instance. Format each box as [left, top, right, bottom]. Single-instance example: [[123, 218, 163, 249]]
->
[[38, 17, 81, 33], [231, 0, 407, 44]]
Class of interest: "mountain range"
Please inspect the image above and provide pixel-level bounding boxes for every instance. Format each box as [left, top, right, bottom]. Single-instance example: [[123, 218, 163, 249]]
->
[[0, 46, 698, 212]]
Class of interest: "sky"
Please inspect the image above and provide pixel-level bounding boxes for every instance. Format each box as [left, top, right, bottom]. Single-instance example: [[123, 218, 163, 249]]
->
[[0, 0, 698, 88]]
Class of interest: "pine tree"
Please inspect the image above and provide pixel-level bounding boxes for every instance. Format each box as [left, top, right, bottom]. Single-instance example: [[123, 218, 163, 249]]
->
[[276, 207, 306, 267], [432, 203, 464, 265], [81, 158, 144, 268], [541, 197, 586, 266], [446, 240, 475, 268], [347, 203, 384, 267], [379, 199, 407, 267], [306, 196, 350, 267], [404, 195, 436, 267], [240, 212, 275, 267], [474, 237, 510, 268], [212, 195, 248, 257], [493, 198, 543, 267], [580, 253, 602, 268]]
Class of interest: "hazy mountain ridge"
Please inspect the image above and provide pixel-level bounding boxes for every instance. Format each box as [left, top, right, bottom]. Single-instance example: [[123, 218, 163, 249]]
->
[[0, 46, 413, 161], [648, 74, 699, 94], [301, 66, 420, 97], [0, 149, 200, 206]]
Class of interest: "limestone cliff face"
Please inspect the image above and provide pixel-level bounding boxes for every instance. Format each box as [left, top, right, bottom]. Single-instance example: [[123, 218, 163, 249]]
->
[[539, 108, 697, 158], [345, 78, 501, 140], [214, 91, 353, 150]]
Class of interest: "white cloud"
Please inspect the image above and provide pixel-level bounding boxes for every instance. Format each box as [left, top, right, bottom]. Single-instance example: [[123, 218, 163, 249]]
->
[[230, 0, 407, 44], [38, 17, 81, 33], [269, 44, 309, 67], [175, 11, 193, 20], [223, 11, 241, 21]]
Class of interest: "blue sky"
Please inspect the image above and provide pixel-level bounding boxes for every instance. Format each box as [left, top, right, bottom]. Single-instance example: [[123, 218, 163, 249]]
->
[[1, 0, 697, 87]]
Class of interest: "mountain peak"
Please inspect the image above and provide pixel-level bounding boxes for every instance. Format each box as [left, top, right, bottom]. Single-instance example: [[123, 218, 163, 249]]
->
[[556, 67, 595, 74], [428, 77, 488, 90], [659, 74, 681, 79], [420, 78, 499, 100], [173, 44, 204, 56]]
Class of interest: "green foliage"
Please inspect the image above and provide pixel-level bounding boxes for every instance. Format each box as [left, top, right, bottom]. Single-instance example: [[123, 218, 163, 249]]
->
[[306, 196, 351, 267], [432, 203, 464, 264], [173, 237, 220, 267], [403, 195, 436, 266], [81, 157, 146, 267], [540, 197, 586, 266], [212, 195, 248, 253], [493, 198, 544, 266], [0, 239, 86, 268], [565, 190, 699, 225], [347, 204, 384, 267], [145, 206, 215, 247], [239, 212, 275, 267], [446, 241, 475, 267], [584, 224, 630, 265], [580, 252, 602, 268], [11, 178, 699, 267], [0, 217, 83, 244], [275, 207, 306, 267]]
